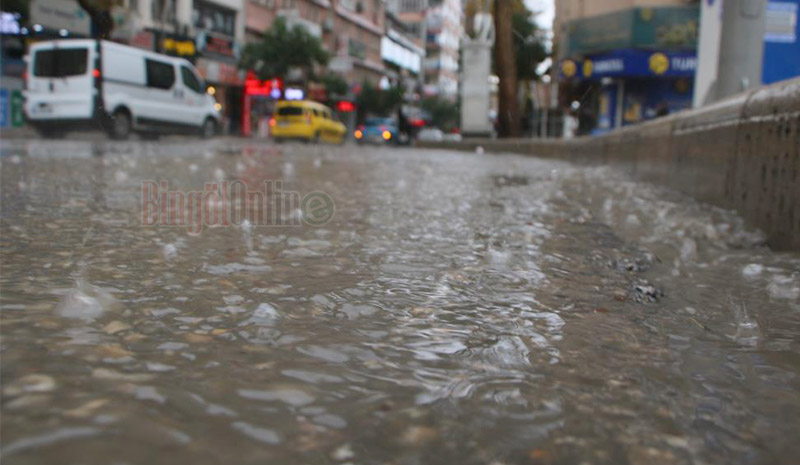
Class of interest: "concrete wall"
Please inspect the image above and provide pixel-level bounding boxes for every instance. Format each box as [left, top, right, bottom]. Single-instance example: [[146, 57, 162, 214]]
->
[[418, 77, 800, 251]]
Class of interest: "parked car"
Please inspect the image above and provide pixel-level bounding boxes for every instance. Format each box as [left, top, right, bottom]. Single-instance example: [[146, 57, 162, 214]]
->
[[354, 117, 400, 144], [416, 127, 445, 142], [271, 100, 346, 144], [443, 132, 463, 142], [25, 39, 220, 139]]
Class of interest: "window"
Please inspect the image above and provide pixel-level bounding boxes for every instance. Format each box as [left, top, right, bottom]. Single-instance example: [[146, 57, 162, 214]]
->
[[146, 59, 175, 90], [151, 0, 176, 22], [33, 48, 88, 77], [181, 66, 203, 93], [193, 1, 236, 36], [312, 109, 320, 117], [277, 106, 303, 116], [323, 109, 332, 119]]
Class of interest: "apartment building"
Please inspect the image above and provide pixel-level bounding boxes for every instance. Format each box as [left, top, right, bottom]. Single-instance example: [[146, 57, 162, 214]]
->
[[245, 0, 385, 86]]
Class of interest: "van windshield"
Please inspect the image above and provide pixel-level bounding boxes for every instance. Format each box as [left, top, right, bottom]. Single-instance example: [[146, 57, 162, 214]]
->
[[277, 106, 303, 116], [33, 48, 88, 77]]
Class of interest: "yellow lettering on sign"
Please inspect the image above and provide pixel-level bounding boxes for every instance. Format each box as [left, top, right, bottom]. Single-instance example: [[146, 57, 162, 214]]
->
[[161, 38, 195, 56], [176, 41, 196, 56]]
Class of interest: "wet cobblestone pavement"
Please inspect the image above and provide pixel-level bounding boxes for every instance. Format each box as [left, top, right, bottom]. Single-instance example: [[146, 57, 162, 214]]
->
[[1, 139, 799, 464]]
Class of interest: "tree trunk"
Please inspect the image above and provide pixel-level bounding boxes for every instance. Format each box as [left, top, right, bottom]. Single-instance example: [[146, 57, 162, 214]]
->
[[494, 0, 520, 137], [76, 0, 114, 39]]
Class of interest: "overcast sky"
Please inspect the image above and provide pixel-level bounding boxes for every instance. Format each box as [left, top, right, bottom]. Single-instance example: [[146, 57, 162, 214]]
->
[[525, 0, 555, 30]]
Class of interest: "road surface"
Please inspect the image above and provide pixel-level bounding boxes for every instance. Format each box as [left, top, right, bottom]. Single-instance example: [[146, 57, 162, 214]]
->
[[1, 139, 799, 464]]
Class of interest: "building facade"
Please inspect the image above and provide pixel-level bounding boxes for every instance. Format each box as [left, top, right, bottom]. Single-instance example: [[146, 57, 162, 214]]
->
[[245, 0, 385, 87], [554, 0, 700, 134], [382, 11, 424, 92], [102, 0, 247, 132], [423, 0, 460, 99], [387, 0, 461, 99], [386, 0, 428, 47], [240, 0, 386, 134]]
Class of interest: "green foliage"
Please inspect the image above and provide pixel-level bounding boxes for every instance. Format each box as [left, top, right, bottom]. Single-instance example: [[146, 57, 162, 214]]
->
[[490, 5, 548, 81], [421, 96, 460, 132], [356, 81, 405, 117], [513, 12, 548, 81], [321, 73, 349, 97], [239, 17, 329, 80]]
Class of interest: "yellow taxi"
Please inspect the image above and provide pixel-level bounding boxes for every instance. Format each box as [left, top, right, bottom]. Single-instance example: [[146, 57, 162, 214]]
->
[[270, 100, 346, 144]]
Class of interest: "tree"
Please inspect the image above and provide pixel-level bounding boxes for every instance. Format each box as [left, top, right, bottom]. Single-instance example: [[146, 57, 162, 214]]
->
[[513, 12, 547, 82], [321, 73, 349, 97], [494, 0, 519, 137], [76, 0, 114, 39], [421, 96, 460, 132], [356, 81, 404, 119], [239, 17, 329, 81]]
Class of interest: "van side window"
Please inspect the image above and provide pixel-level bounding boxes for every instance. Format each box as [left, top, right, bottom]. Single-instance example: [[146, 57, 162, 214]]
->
[[181, 66, 203, 94], [312, 109, 320, 117], [145, 59, 175, 90], [323, 109, 332, 119]]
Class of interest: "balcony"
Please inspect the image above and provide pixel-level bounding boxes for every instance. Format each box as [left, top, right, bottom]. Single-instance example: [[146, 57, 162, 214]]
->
[[277, 9, 322, 38]]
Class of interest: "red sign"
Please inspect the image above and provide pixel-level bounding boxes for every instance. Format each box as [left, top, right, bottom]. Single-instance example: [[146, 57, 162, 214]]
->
[[202, 35, 234, 57], [244, 71, 283, 97], [336, 101, 356, 112], [129, 31, 155, 50]]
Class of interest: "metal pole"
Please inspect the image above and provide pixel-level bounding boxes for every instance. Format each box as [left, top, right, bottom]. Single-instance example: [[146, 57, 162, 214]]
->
[[716, 0, 767, 100]]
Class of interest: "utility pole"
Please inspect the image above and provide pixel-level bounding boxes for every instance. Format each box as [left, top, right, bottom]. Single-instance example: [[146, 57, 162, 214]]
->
[[715, 0, 767, 100]]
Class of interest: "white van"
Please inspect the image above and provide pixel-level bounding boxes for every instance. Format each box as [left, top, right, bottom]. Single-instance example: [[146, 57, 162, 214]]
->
[[25, 39, 220, 139]]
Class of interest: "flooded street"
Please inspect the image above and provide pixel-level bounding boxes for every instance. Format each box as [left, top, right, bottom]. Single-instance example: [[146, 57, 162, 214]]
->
[[1, 139, 799, 464]]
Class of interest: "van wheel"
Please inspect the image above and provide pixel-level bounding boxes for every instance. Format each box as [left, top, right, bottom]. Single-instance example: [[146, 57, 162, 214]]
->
[[201, 118, 217, 139], [110, 110, 132, 140]]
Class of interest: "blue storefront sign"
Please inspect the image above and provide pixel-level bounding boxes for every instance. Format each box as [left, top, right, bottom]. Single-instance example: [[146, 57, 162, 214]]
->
[[560, 49, 698, 81], [0, 89, 8, 128], [763, 0, 800, 84]]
